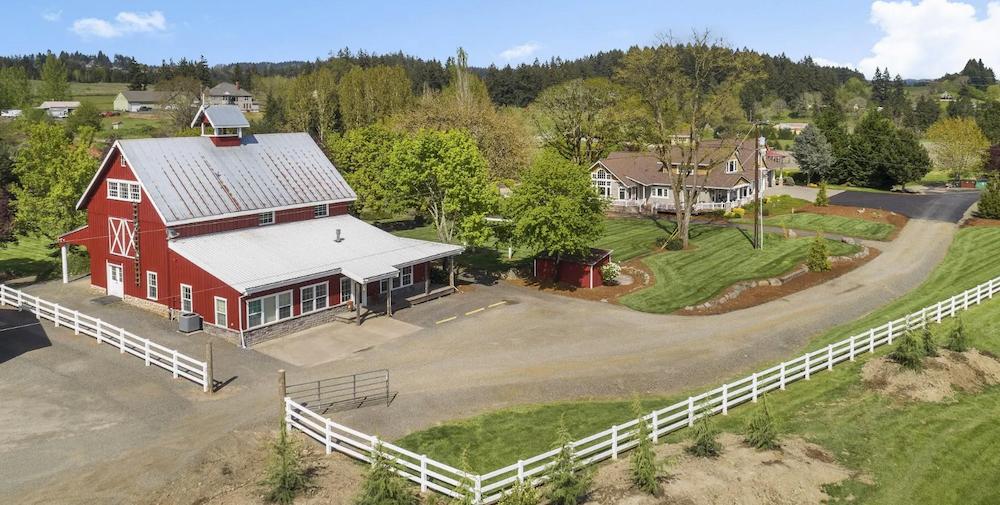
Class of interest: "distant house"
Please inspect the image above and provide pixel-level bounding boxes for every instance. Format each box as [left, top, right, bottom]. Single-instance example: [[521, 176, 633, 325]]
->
[[37, 101, 80, 118], [589, 139, 772, 214], [775, 122, 809, 135], [205, 82, 256, 112], [113, 91, 171, 112], [939, 92, 955, 102]]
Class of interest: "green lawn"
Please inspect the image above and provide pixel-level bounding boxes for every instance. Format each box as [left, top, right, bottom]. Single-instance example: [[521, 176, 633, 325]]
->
[[764, 213, 896, 240], [740, 194, 810, 217], [0, 235, 89, 280], [594, 217, 675, 262], [619, 226, 858, 313], [101, 116, 165, 139], [395, 227, 1000, 504], [392, 225, 533, 273]]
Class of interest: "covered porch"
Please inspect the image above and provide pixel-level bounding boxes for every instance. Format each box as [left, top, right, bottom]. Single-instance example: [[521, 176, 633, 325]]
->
[[337, 255, 459, 325]]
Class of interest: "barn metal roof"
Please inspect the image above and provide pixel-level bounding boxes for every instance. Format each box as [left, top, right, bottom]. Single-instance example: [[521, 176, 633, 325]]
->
[[168, 214, 464, 294], [191, 104, 251, 128], [114, 133, 356, 225]]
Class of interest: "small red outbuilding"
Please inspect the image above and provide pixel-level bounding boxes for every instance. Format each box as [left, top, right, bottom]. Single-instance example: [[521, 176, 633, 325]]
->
[[533, 248, 613, 289]]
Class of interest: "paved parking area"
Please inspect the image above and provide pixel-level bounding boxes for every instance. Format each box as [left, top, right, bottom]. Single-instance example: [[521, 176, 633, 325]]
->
[[830, 189, 980, 222], [255, 316, 423, 367]]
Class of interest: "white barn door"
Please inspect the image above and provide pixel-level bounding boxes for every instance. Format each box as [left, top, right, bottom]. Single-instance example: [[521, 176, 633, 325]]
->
[[106, 263, 124, 298]]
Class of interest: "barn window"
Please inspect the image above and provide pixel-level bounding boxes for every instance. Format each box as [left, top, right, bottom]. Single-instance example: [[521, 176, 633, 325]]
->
[[146, 271, 158, 300], [107, 179, 141, 203], [313, 205, 329, 218], [120, 155, 126, 167], [393, 265, 413, 289], [246, 290, 293, 328], [258, 211, 275, 226], [214, 297, 228, 327], [180, 284, 193, 313], [300, 282, 328, 313], [339, 277, 352, 304]]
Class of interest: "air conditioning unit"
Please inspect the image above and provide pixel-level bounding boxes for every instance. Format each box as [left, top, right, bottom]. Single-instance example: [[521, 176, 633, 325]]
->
[[178, 312, 202, 333]]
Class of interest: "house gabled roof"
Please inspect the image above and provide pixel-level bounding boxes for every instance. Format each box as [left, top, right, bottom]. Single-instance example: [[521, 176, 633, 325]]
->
[[168, 214, 464, 293], [76, 133, 357, 226], [207, 82, 253, 97], [120, 90, 170, 103], [591, 139, 767, 190], [37, 101, 80, 109], [191, 104, 250, 128]]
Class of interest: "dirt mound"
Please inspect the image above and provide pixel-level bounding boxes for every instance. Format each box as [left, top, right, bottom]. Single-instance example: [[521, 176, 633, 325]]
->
[[585, 433, 853, 505], [862, 349, 1000, 403]]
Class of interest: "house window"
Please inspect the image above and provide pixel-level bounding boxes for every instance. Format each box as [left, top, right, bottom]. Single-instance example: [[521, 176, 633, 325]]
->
[[246, 291, 293, 328], [180, 284, 193, 313], [146, 271, 158, 300], [258, 211, 275, 226], [727, 160, 738, 173], [107, 179, 141, 203], [214, 297, 228, 327], [340, 277, 352, 304], [393, 266, 413, 290], [619, 188, 626, 200], [300, 282, 329, 314], [313, 205, 329, 218], [120, 155, 126, 167], [379, 278, 389, 293]]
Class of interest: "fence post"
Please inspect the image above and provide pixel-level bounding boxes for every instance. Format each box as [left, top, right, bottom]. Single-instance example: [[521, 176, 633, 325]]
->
[[171, 349, 178, 378], [517, 459, 525, 483], [325, 421, 333, 455], [804, 353, 811, 380], [887, 320, 894, 345], [96, 319, 103, 345], [73, 310, 80, 335], [144, 339, 150, 366], [205, 341, 213, 394], [936, 301, 942, 323], [779, 362, 786, 390], [420, 455, 428, 491], [651, 411, 659, 443], [951, 295, 957, 317], [119, 328, 126, 354], [722, 383, 729, 415], [869, 328, 876, 353], [611, 424, 619, 460], [53, 304, 59, 327], [990, 278, 995, 299], [849, 336, 855, 362], [370, 436, 379, 466], [827, 344, 834, 371], [751, 373, 759, 403], [16, 289, 22, 308], [687, 397, 695, 427], [964, 289, 970, 310], [278, 369, 287, 424], [474, 476, 482, 505]]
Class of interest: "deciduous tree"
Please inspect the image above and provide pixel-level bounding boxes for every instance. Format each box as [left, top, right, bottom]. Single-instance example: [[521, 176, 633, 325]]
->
[[39, 52, 71, 101], [531, 78, 625, 165], [0, 67, 31, 110], [926, 117, 990, 180], [325, 124, 403, 216], [791, 124, 834, 184], [337, 65, 413, 130], [64, 101, 102, 137]]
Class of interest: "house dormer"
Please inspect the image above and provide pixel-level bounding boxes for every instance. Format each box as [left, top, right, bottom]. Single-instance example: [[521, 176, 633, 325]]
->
[[190, 104, 250, 147]]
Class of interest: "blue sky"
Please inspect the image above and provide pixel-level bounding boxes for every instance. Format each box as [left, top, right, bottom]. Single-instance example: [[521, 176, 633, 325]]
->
[[4, 0, 1000, 78]]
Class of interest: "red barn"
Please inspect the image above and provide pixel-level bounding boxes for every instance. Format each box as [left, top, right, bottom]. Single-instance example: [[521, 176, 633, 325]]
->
[[533, 249, 612, 289], [59, 105, 463, 347]]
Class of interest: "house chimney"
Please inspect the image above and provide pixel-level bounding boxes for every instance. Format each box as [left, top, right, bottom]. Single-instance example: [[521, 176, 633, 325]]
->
[[334, 228, 343, 243], [235, 80, 240, 90]]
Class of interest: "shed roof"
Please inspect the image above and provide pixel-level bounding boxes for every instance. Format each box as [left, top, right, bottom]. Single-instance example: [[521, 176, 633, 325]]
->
[[120, 90, 170, 103], [37, 101, 80, 109], [208, 82, 253, 97], [191, 104, 250, 128], [77, 133, 357, 225], [168, 214, 464, 293]]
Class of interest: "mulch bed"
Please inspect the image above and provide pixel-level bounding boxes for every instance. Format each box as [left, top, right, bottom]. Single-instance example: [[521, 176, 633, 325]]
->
[[677, 247, 881, 315], [962, 217, 1000, 228], [504, 258, 654, 303]]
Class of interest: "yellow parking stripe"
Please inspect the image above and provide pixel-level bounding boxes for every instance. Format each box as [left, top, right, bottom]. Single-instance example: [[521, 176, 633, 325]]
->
[[465, 307, 485, 316], [487, 301, 507, 308], [436, 316, 457, 325]]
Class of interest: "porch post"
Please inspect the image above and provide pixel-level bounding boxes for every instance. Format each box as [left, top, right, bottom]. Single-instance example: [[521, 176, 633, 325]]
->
[[386, 281, 393, 318], [354, 280, 361, 326], [60, 243, 69, 284], [424, 264, 430, 295], [448, 256, 455, 289]]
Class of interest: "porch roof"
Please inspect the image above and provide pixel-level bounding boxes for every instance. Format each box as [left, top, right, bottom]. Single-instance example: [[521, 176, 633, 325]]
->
[[167, 214, 464, 294]]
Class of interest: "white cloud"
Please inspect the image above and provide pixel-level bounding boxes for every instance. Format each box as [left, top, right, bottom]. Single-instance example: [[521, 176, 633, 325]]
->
[[812, 57, 857, 70], [858, 0, 1000, 79], [499, 43, 540, 62], [72, 11, 167, 38], [41, 9, 62, 22]]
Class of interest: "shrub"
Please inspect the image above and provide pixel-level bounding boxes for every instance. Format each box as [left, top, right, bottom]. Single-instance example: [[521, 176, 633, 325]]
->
[[806, 234, 832, 272], [354, 446, 419, 505], [889, 330, 926, 370], [724, 207, 746, 219], [815, 181, 830, 207], [546, 418, 592, 505], [945, 317, 970, 352], [686, 415, 722, 458], [499, 482, 541, 505], [921, 327, 938, 357], [743, 396, 780, 450], [600, 261, 622, 284], [452, 449, 476, 505], [262, 420, 312, 505], [977, 175, 1000, 219], [660, 237, 684, 251], [629, 399, 660, 495]]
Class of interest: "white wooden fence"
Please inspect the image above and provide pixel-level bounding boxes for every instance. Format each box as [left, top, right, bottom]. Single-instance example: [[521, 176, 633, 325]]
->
[[286, 274, 1000, 503], [0, 284, 210, 392]]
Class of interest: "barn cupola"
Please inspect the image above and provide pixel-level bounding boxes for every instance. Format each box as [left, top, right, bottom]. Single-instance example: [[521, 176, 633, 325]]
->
[[190, 104, 250, 147]]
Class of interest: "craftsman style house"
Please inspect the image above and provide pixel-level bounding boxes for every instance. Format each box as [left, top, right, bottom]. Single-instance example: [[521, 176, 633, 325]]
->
[[60, 105, 462, 347], [204, 82, 257, 112], [589, 139, 773, 213]]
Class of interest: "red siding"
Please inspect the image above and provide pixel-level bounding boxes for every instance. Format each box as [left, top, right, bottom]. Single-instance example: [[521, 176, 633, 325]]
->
[[533, 256, 611, 289], [174, 202, 351, 238]]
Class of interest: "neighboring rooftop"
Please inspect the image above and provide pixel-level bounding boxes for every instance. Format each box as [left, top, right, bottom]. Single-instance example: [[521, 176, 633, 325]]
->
[[119, 90, 171, 103], [37, 101, 80, 109], [596, 139, 765, 189], [78, 132, 357, 225], [207, 82, 253, 97], [191, 104, 251, 129], [168, 214, 464, 293]]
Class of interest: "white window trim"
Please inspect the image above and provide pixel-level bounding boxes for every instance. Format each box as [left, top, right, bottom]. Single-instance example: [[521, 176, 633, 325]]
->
[[213, 296, 228, 327], [180, 283, 193, 313], [146, 271, 158, 300], [107, 178, 141, 203], [339, 277, 353, 304], [245, 289, 293, 329], [726, 159, 738, 173], [258, 211, 275, 226], [120, 155, 126, 167], [300, 281, 329, 315], [393, 265, 413, 290], [314, 204, 329, 218]]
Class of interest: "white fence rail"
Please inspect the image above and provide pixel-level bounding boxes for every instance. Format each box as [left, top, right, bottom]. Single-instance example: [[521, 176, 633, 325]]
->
[[286, 275, 1000, 503], [0, 284, 210, 392]]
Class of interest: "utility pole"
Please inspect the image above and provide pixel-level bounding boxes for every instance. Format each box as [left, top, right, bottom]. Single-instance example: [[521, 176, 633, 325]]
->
[[753, 120, 768, 250]]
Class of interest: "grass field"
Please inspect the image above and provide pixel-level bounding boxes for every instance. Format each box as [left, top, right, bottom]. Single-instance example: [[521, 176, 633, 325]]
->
[[0, 235, 89, 280], [392, 225, 533, 272], [619, 226, 858, 313], [101, 116, 164, 138], [764, 213, 896, 240], [594, 217, 674, 262], [395, 227, 1000, 504]]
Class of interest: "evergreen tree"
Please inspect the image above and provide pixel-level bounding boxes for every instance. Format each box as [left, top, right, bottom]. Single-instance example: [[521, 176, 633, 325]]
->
[[126, 57, 149, 91], [886, 127, 932, 189], [921, 327, 938, 357], [948, 96, 975, 118], [629, 399, 660, 495], [0, 67, 32, 109], [545, 418, 592, 505], [806, 233, 831, 272], [353, 446, 419, 505], [945, 317, 970, 352], [889, 330, 926, 370], [792, 125, 834, 184], [686, 414, 722, 458], [977, 174, 1000, 219], [907, 94, 941, 132], [743, 396, 779, 450], [815, 181, 830, 206], [976, 100, 1000, 145], [498, 482, 540, 505], [261, 420, 311, 504]]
